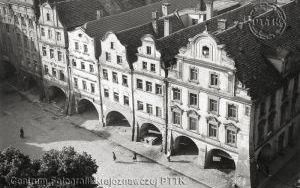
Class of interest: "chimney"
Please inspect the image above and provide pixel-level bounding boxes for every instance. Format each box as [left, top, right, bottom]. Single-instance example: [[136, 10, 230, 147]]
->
[[96, 10, 104, 19], [205, 0, 214, 20], [162, 2, 171, 37], [152, 11, 158, 34], [217, 19, 227, 31], [162, 2, 170, 17]]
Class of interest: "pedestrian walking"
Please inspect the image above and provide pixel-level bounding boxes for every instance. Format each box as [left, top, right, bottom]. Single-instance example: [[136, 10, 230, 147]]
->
[[133, 152, 137, 162], [20, 127, 24, 139], [112, 152, 116, 161]]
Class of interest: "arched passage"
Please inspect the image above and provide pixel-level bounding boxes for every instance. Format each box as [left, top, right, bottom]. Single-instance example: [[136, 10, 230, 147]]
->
[[3, 61, 16, 80], [173, 136, 199, 156], [77, 99, 99, 120], [205, 149, 236, 171], [106, 111, 130, 127], [140, 123, 162, 145], [48, 86, 67, 109], [257, 144, 272, 176]]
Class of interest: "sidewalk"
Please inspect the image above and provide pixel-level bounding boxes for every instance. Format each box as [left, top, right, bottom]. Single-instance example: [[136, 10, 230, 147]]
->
[[9, 83, 233, 188]]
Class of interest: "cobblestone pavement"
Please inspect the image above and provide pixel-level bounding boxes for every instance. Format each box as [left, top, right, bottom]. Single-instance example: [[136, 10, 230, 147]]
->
[[0, 82, 206, 188]]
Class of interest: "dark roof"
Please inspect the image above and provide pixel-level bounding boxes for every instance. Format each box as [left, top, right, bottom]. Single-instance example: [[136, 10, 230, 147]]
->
[[156, 1, 300, 99], [51, 0, 107, 29]]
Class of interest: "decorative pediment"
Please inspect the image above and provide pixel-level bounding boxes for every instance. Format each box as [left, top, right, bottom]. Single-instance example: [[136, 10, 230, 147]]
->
[[171, 105, 183, 113], [187, 110, 200, 119], [206, 116, 220, 125], [224, 122, 240, 132]]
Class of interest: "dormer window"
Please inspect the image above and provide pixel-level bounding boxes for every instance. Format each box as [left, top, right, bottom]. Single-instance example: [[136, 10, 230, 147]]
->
[[146, 46, 151, 55], [111, 42, 114, 49], [46, 13, 51, 21], [202, 46, 210, 58]]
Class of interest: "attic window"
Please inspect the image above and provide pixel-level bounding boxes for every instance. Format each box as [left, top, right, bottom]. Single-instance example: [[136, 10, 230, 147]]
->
[[78, 34, 82, 37], [111, 42, 114, 49], [202, 46, 210, 58], [46, 13, 50, 21]]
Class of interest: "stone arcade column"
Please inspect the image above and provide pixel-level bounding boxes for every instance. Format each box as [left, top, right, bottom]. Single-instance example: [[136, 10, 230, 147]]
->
[[197, 145, 207, 168]]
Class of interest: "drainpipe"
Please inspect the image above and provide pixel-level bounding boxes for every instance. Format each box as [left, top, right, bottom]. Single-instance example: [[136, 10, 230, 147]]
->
[[164, 78, 169, 154], [131, 68, 136, 141], [97, 58, 105, 127], [66, 48, 73, 115]]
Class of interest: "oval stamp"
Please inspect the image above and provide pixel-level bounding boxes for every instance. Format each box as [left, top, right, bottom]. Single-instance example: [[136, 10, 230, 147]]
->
[[248, 2, 287, 40]]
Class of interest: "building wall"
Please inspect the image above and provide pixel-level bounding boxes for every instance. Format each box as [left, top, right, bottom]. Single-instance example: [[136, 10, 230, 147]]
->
[[167, 32, 252, 187], [38, 3, 68, 96], [99, 32, 134, 127], [0, 0, 41, 80]]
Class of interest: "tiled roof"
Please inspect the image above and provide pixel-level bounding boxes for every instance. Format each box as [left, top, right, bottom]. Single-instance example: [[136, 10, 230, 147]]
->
[[52, 0, 107, 29], [157, 1, 300, 99]]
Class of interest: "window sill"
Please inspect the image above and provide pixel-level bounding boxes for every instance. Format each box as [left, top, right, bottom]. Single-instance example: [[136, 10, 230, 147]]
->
[[226, 117, 239, 122], [122, 84, 128, 87], [225, 143, 237, 148], [171, 100, 182, 105], [188, 105, 199, 110], [208, 111, 220, 117], [188, 79, 199, 84], [209, 85, 220, 90]]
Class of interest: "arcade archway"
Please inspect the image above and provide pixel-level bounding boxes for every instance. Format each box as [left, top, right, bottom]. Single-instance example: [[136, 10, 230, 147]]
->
[[106, 111, 130, 127], [140, 123, 162, 146], [173, 136, 199, 156], [205, 149, 236, 171], [48, 86, 67, 109], [77, 99, 99, 120]]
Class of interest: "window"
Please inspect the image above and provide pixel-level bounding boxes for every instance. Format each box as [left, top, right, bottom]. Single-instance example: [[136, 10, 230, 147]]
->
[[258, 121, 266, 142], [268, 114, 275, 133], [137, 101, 143, 111], [81, 62, 85, 70], [89, 64, 94, 73], [42, 47, 47, 56], [104, 89, 109, 98], [59, 70, 64, 81], [113, 92, 119, 102], [105, 52, 111, 62], [270, 94, 276, 110], [137, 79, 143, 89], [50, 49, 54, 59], [202, 46, 210, 57], [74, 78, 78, 88], [189, 117, 197, 131], [282, 83, 288, 100], [52, 68, 56, 77], [172, 88, 181, 101], [110, 42, 114, 49], [48, 29, 52, 39], [192, 19, 198, 25], [226, 129, 237, 146], [260, 102, 266, 116], [156, 107, 162, 117], [117, 55, 122, 64], [29, 19, 33, 28], [44, 65, 49, 75], [72, 59, 77, 67], [112, 72, 118, 83], [82, 80, 87, 90], [46, 13, 51, 21], [14, 15, 19, 24], [208, 123, 218, 138], [245, 106, 250, 116], [91, 83, 95, 93], [190, 68, 198, 81], [209, 98, 218, 114], [56, 32, 61, 41], [103, 69, 108, 80], [41, 28, 45, 36], [210, 73, 219, 86], [75, 42, 79, 50], [124, 96, 129, 106], [146, 81, 152, 92], [228, 104, 237, 119], [143, 62, 147, 70], [57, 51, 62, 61], [189, 93, 198, 106], [24, 36, 28, 48], [83, 45, 88, 53], [122, 75, 128, 86], [173, 111, 181, 125], [16, 33, 21, 45], [5, 24, 9, 32], [146, 46, 151, 55], [146, 104, 153, 114], [150, 64, 156, 72], [155, 84, 162, 95], [31, 40, 35, 51]]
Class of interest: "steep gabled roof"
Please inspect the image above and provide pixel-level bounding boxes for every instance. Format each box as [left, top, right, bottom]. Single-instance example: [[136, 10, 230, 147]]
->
[[52, 0, 107, 30]]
